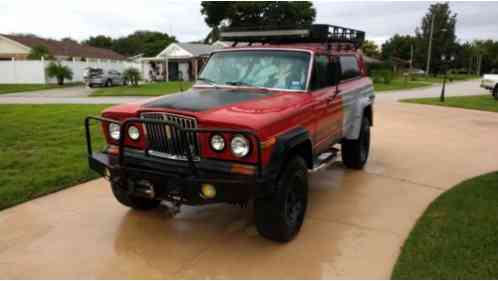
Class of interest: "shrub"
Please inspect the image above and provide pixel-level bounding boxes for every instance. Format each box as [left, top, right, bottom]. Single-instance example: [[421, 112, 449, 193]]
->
[[46, 62, 73, 85], [382, 70, 393, 84], [123, 67, 141, 86], [372, 69, 393, 84]]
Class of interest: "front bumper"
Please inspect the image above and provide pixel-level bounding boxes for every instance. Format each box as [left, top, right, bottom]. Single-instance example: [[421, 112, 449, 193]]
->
[[85, 116, 273, 205]]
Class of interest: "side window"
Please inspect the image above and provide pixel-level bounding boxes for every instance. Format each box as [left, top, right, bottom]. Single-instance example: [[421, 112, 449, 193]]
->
[[339, 56, 360, 80], [311, 55, 331, 90]]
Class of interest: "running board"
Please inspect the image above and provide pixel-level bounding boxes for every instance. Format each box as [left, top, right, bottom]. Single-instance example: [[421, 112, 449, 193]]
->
[[310, 148, 339, 173]]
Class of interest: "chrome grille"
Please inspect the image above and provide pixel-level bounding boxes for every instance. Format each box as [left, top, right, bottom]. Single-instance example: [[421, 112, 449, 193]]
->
[[141, 112, 199, 161]]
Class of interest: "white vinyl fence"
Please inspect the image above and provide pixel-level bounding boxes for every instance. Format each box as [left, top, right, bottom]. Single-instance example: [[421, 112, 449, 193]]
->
[[0, 59, 141, 84]]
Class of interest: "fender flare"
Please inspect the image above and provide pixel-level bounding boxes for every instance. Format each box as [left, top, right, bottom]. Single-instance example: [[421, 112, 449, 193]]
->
[[264, 127, 312, 177], [344, 95, 374, 140]]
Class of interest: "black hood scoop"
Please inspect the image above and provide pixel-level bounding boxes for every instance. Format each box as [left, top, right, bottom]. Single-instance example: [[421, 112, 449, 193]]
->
[[143, 88, 271, 112]]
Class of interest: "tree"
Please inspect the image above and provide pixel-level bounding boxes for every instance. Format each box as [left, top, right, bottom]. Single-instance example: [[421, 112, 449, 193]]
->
[[123, 67, 141, 86], [83, 35, 113, 49], [415, 3, 457, 75], [46, 62, 73, 85], [27, 44, 53, 60], [361, 40, 381, 58], [111, 31, 176, 57], [201, 1, 316, 43], [381, 34, 417, 61], [469, 40, 498, 74], [61, 37, 78, 44]]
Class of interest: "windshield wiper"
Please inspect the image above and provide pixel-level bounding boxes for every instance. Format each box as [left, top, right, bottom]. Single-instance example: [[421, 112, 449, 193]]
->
[[225, 81, 251, 86], [225, 81, 269, 92]]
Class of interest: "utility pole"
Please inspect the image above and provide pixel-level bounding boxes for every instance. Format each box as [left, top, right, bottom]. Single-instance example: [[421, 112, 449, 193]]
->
[[477, 54, 482, 76], [426, 15, 435, 76], [409, 44, 414, 73]]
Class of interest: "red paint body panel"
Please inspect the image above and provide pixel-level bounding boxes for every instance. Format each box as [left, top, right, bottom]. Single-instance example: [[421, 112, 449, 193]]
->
[[100, 43, 370, 167]]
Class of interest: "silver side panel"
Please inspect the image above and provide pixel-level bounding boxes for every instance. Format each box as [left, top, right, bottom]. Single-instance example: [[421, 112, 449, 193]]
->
[[340, 83, 375, 140]]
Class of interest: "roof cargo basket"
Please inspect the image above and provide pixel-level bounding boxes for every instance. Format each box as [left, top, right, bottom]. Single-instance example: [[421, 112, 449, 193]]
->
[[220, 24, 365, 47]]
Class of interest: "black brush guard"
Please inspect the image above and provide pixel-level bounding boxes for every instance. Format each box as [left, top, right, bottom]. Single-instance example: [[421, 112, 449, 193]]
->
[[84, 116, 269, 204]]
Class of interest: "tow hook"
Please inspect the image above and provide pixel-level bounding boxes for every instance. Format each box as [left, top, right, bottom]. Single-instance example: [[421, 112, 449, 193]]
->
[[135, 180, 155, 199]]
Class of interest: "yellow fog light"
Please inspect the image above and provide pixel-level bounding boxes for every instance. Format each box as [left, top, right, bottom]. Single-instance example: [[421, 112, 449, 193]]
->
[[201, 184, 216, 199]]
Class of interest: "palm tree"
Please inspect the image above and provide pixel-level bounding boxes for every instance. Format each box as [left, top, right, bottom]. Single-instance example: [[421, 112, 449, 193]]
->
[[46, 62, 73, 85], [123, 67, 141, 86]]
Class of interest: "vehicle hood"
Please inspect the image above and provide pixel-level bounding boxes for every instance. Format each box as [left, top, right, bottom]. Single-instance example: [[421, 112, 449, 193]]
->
[[139, 87, 311, 131], [143, 87, 271, 112], [483, 74, 498, 80]]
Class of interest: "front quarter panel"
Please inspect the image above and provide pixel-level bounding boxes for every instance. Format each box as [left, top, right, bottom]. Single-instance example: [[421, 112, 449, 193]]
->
[[340, 78, 375, 140]]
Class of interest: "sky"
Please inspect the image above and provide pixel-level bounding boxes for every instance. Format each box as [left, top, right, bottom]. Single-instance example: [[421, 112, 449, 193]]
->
[[1, 1, 497, 47]]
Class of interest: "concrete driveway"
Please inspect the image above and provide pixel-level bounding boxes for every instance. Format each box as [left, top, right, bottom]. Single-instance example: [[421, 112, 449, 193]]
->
[[0, 85, 147, 104], [0, 82, 497, 279]]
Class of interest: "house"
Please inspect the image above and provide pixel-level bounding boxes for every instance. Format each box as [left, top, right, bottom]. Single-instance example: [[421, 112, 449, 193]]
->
[[139, 42, 221, 82], [0, 34, 126, 62]]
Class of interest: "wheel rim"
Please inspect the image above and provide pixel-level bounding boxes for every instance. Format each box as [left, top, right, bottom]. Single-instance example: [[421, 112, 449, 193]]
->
[[285, 174, 305, 227]]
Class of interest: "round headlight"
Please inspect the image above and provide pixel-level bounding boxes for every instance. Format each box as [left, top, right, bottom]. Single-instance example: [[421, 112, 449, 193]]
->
[[210, 134, 225, 152], [108, 123, 121, 140], [128, 126, 140, 141], [231, 134, 250, 158]]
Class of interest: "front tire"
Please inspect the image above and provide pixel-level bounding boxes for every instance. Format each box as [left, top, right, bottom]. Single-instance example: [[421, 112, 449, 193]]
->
[[111, 182, 160, 210], [255, 156, 308, 242], [493, 86, 498, 100], [342, 117, 371, 169]]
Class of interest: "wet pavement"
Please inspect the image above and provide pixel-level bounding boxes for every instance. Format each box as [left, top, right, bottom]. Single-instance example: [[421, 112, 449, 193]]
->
[[1, 83, 498, 278]]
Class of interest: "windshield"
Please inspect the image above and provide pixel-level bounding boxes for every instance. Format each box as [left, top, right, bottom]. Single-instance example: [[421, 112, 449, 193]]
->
[[198, 50, 311, 91]]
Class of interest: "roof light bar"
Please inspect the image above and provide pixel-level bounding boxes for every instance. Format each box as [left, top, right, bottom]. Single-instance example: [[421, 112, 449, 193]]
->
[[220, 24, 365, 47]]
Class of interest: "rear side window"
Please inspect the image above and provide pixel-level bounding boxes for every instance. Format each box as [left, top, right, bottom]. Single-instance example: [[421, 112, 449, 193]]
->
[[311, 55, 332, 90], [339, 56, 360, 80]]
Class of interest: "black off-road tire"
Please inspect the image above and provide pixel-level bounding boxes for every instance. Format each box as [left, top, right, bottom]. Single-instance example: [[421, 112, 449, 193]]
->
[[105, 79, 112, 87], [493, 86, 498, 100], [111, 182, 160, 210], [342, 117, 371, 169], [255, 156, 308, 242]]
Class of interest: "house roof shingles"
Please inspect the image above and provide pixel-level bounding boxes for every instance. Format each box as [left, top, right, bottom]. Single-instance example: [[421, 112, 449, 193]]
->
[[1, 34, 126, 60], [176, 43, 217, 57]]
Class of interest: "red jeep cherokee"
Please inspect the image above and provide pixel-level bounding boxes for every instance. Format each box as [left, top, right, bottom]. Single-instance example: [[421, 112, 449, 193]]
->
[[85, 24, 375, 242]]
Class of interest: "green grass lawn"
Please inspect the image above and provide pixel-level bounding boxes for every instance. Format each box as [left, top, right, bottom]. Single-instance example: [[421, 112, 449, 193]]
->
[[0, 105, 108, 210], [374, 79, 433, 92], [392, 171, 498, 279], [0, 83, 83, 95], [90, 81, 194, 97], [402, 94, 498, 113], [374, 74, 479, 93]]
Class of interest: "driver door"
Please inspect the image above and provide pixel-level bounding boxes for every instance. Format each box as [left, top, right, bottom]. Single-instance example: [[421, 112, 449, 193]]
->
[[311, 55, 342, 153]]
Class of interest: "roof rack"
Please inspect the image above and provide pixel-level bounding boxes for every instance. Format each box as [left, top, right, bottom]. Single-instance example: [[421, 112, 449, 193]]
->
[[220, 24, 365, 48]]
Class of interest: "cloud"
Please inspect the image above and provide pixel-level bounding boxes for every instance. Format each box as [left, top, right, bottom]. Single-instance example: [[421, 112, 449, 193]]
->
[[0, 0, 497, 46]]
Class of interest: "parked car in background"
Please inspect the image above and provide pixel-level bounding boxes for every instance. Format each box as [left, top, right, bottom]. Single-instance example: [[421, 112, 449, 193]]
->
[[480, 73, 498, 100], [84, 68, 126, 87]]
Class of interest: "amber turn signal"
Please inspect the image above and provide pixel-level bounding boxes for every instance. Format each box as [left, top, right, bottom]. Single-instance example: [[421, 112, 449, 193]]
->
[[201, 184, 217, 199]]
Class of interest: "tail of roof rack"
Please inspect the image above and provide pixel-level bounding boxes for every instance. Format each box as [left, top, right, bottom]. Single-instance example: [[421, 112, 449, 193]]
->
[[220, 24, 365, 47]]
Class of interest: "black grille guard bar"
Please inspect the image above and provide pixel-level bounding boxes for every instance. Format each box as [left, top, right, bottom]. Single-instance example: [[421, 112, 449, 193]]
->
[[85, 116, 263, 178]]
